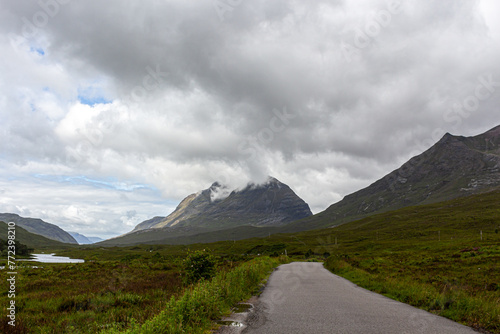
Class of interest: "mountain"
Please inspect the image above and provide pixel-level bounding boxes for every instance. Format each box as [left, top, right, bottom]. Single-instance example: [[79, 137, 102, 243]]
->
[[139, 177, 312, 230], [132, 216, 167, 232], [286, 125, 500, 232], [102, 125, 500, 246], [68, 232, 104, 244], [0, 221, 73, 249], [88, 236, 104, 243], [100, 177, 312, 245], [0, 213, 78, 244]]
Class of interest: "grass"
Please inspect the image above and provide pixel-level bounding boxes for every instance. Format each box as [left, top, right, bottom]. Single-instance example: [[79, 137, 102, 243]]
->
[[104, 256, 281, 334], [314, 190, 500, 333], [324, 243, 500, 333], [0, 247, 281, 333], [0, 257, 182, 333], [1, 190, 499, 332]]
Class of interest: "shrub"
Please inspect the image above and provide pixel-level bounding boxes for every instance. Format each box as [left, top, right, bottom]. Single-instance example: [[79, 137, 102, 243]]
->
[[181, 249, 218, 284]]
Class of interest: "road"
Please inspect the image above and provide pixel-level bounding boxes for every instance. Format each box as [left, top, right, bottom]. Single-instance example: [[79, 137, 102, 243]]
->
[[242, 262, 479, 334]]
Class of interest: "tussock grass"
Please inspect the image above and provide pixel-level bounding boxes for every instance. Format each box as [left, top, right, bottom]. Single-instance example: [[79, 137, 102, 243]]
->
[[104, 256, 280, 334], [0, 260, 182, 333], [325, 246, 500, 333]]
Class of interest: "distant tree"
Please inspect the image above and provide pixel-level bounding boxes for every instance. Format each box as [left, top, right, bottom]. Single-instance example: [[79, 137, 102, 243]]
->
[[0, 239, 34, 256], [305, 249, 313, 259], [181, 249, 218, 284]]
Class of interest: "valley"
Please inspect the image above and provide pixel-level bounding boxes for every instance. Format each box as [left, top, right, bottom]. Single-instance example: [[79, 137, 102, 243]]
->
[[1, 189, 499, 333], [3, 2, 500, 333], [1, 126, 499, 333]]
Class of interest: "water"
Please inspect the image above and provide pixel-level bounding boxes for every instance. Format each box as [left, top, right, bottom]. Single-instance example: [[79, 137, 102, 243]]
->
[[216, 303, 253, 328], [232, 303, 252, 313], [216, 321, 244, 327], [29, 253, 85, 263]]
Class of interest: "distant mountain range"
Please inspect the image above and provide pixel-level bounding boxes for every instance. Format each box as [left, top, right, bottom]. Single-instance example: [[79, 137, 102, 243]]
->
[[101, 125, 500, 246], [68, 232, 104, 245], [99, 177, 312, 245], [0, 213, 77, 244], [3, 125, 499, 247]]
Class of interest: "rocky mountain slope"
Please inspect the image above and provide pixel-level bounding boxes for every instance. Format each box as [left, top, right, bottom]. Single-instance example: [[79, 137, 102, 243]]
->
[[287, 125, 500, 231], [0, 213, 78, 244], [137, 177, 312, 231], [101, 177, 312, 245]]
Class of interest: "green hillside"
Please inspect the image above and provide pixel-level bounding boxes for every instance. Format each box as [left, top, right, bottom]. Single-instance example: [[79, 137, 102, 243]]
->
[[16, 190, 500, 333], [0, 221, 74, 250], [0, 213, 78, 244]]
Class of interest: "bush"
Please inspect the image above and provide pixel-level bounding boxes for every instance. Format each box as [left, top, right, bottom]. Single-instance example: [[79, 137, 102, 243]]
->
[[181, 249, 218, 284], [0, 239, 33, 257]]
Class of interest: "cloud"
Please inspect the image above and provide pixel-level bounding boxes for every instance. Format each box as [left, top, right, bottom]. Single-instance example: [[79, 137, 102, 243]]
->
[[0, 169, 175, 239], [0, 0, 499, 237]]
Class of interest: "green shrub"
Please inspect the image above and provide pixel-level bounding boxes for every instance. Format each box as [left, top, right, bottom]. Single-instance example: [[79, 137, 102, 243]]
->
[[181, 249, 218, 284], [58, 296, 92, 312]]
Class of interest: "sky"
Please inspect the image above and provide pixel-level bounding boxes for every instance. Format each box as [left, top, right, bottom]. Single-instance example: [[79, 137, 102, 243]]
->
[[1, 0, 500, 239]]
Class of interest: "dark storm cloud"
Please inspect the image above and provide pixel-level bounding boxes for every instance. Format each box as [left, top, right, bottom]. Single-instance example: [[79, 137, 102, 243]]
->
[[0, 0, 499, 234]]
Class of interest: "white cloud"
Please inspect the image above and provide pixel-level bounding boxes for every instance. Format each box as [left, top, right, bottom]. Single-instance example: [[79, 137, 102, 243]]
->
[[0, 172, 175, 239], [0, 0, 499, 238]]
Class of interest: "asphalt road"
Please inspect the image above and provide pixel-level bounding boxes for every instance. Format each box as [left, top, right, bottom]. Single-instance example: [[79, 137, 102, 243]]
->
[[243, 262, 479, 334]]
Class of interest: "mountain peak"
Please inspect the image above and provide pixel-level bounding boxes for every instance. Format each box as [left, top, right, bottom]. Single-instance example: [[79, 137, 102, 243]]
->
[[288, 124, 500, 232], [210, 181, 223, 188], [437, 132, 459, 145], [241, 176, 284, 190], [130, 177, 312, 236], [209, 182, 231, 202]]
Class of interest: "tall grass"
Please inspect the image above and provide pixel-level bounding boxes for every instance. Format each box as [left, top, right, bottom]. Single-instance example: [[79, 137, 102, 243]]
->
[[105, 256, 280, 334], [325, 256, 500, 333], [0, 260, 182, 333]]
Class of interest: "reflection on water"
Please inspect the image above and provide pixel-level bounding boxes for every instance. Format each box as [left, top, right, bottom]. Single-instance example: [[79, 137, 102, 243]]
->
[[30, 253, 85, 263], [216, 321, 244, 327], [232, 303, 252, 313]]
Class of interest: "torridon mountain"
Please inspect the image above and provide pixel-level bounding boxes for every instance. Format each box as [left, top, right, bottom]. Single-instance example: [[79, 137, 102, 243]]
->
[[287, 124, 500, 232], [101, 125, 500, 245], [68, 232, 104, 245], [0, 213, 78, 244], [100, 177, 312, 245]]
